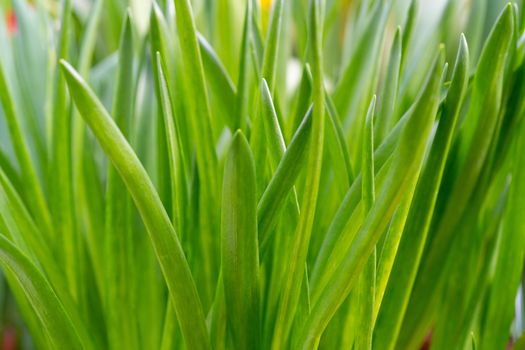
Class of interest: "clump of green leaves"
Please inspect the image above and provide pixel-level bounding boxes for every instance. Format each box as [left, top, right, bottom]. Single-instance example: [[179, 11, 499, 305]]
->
[[0, 0, 524, 349]]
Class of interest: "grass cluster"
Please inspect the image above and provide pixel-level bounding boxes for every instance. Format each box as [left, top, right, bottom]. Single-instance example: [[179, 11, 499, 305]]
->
[[1, 0, 525, 349]]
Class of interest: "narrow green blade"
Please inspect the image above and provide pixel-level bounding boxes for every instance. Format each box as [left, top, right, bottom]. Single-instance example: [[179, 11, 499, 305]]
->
[[60, 60, 211, 350], [221, 131, 260, 350], [0, 235, 86, 349]]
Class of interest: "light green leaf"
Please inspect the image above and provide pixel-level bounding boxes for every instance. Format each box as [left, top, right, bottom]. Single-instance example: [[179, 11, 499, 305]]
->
[[298, 49, 445, 350], [60, 60, 211, 350], [0, 27, 52, 243], [375, 27, 402, 146], [105, 13, 137, 350], [50, 0, 78, 300], [399, 7, 515, 347], [373, 35, 469, 350], [198, 33, 237, 129], [0, 168, 104, 349], [235, 0, 254, 130], [0, 235, 87, 349], [326, 92, 354, 186], [333, 1, 390, 158], [480, 88, 525, 350], [261, 0, 284, 91], [172, 0, 218, 194], [354, 95, 376, 350], [309, 109, 410, 297], [258, 106, 312, 249], [221, 130, 260, 350], [272, 1, 324, 347]]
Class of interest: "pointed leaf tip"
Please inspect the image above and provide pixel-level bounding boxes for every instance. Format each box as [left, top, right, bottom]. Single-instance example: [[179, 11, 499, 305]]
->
[[233, 129, 245, 141]]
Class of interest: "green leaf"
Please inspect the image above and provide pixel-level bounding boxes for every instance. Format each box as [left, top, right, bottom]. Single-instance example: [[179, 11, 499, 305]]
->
[[105, 13, 137, 350], [77, 0, 104, 75], [257, 78, 302, 265], [150, 0, 174, 219], [480, 98, 525, 350], [375, 27, 402, 146], [234, 0, 253, 130], [373, 35, 469, 350], [71, 0, 106, 305], [1, 267, 50, 349], [260, 78, 286, 167], [354, 95, 376, 350], [333, 1, 390, 157], [172, 0, 220, 306], [221, 130, 260, 350], [257, 106, 312, 249], [0, 26, 52, 243], [326, 92, 354, 186], [172, 0, 218, 194], [261, 0, 284, 90], [298, 49, 445, 350], [198, 33, 237, 129], [250, 0, 285, 193], [155, 50, 189, 238], [361, 96, 376, 213], [0, 235, 86, 349], [399, 7, 515, 347], [0, 168, 104, 349], [309, 109, 411, 298], [272, 1, 324, 347], [50, 0, 78, 300], [60, 60, 211, 350], [288, 65, 312, 139], [400, 0, 417, 73]]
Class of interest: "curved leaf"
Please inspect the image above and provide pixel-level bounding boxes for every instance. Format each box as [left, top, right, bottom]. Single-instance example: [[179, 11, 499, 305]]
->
[[399, 7, 515, 347], [60, 60, 211, 350], [0, 235, 86, 349], [374, 35, 469, 350], [298, 49, 445, 350], [272, 1, 325, 347], [258, 106, 312, 247]]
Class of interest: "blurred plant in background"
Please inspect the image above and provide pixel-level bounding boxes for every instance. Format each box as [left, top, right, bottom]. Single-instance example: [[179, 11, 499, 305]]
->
[[0, 0, 524, 349]]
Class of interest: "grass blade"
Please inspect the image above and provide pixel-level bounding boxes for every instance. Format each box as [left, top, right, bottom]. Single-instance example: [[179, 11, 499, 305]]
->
[[172, 0, 218, 191], [272, 1, 325, 347], [0, 235, 86, 349], [0, 168, 105, 348], [172, 0, 220, 305], [309, 110, 411, 297], [250, 0, 285, 192], [198, 33, 237, 129], [257, 106, 312, 249], [60, 60, 211, 350], [479, 104, 525, 350], [71, 0, 106, 305], [260, 78, 286, 167], [0, 29, 52, 242], [399, 7, 515, 346], [261, 0, 284, 91], [298, 50, 444, 350], [354, 96, 376, 350], [326, 92, 355, 185], [373, 35, 469, 350], [221, 131, 260, 350], [375, 27, 402, 146], [333, 1, 389, 157], [105, 13, 137, 350], [234, 0, 253, 130], [50, 0, 79, 300]]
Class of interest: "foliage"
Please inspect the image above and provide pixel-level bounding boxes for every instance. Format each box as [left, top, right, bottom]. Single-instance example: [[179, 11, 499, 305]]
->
[[0, 0, 525, 349]]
